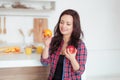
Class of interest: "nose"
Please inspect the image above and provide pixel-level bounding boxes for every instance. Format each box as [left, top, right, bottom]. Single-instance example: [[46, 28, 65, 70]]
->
[[61, 23, 66, 28]]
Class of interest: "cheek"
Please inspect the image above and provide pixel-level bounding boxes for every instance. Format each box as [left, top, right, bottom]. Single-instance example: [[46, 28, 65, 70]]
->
[[68, 27, 73, 33], [59, 25, 62, 32], [59, 24, 62, 29]]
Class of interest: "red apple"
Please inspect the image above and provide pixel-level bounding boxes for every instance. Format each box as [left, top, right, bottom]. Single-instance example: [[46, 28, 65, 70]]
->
[[67, 45, 75, 54]]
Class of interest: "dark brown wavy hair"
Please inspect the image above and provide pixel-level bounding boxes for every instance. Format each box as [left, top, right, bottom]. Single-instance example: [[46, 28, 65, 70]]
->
[[50, 9, 84, 55]]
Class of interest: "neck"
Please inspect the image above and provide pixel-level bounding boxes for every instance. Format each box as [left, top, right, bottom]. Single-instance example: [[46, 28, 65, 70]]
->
[[63, 35, 70, 43]]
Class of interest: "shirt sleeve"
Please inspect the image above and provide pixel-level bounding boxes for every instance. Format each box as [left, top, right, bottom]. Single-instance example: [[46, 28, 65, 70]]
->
[[74, 41, 87, 75], [40, 55, 50, 66], [40, 44, 52, 66]]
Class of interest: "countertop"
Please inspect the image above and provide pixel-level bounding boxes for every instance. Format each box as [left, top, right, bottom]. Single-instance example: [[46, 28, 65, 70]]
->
[[0, 52, 43, 68]]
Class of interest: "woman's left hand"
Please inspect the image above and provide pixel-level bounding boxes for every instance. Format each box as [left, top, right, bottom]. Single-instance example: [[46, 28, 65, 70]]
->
[[64, 48, 77, 61]]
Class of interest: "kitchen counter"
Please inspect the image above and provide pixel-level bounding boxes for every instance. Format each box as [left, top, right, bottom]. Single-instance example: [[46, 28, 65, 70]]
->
[[0, 52, 43, 68], [0, 53, 50, 80], [0, 46, 50, 80]]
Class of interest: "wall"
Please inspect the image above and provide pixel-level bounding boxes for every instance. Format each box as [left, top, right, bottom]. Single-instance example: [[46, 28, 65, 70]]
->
[[0, 0, 120, 79], [0, 16, 34, 43], [50, 0, 120, 79]]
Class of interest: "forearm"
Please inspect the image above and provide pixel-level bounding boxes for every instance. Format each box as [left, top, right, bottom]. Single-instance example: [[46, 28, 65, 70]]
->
[[70, 58, 80, 71], [42, 46, 49, 59]]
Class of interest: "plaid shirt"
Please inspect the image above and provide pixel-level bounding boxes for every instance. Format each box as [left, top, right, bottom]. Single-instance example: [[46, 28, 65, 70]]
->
[[41, 40, 87, 80]]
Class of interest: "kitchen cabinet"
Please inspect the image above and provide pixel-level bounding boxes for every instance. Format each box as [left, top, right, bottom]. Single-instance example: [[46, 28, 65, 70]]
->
[[0, 52, 42, 68], [0, 0, 55, 16], [0, 52, 50, 80], [0, 66, 50, 80]]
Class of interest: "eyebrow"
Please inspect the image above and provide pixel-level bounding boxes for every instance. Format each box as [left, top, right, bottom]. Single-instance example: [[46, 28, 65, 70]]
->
[[60, 20, 72, 24]]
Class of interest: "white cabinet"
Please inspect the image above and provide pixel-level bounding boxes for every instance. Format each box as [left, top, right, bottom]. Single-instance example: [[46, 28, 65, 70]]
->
[[0, 0, 55, 16]]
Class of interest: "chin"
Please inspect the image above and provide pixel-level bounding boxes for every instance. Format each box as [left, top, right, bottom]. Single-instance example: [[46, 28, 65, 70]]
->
[[61, 32, 67, 34]]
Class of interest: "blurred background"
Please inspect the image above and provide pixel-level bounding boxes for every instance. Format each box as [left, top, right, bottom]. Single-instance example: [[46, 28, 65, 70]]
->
[[0, 0, 120, 80]]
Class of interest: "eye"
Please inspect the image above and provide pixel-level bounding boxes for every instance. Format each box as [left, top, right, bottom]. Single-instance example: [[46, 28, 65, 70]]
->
[[67, 23, 71, 26], [67, 22, 72, 26], [60, 21, 64, 24]]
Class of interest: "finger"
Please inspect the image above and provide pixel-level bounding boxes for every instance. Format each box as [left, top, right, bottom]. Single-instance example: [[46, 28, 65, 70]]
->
[[64, 49, 68, 56], [48, 36, 52, 40], [66, 48, 70, 54], [43, 37, 49, 41]]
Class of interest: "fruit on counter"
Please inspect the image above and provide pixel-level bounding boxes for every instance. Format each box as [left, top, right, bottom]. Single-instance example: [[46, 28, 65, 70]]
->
[[14, 47, 20, 52], [4, 47, 20, 53], [0, 47, 7, 52], [43, 29, 52, 37], [4, 48, 11, 53], [67, 45, 75, 54]]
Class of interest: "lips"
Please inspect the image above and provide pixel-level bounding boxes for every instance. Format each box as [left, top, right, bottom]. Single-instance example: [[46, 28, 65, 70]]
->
[[60, 28, 68, 32]]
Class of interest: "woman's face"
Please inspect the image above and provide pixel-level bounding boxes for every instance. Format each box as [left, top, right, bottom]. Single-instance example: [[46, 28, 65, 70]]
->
[[59, 14, 73, 36]]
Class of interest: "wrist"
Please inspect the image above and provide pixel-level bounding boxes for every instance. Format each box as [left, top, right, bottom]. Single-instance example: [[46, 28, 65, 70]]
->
[[70, 57, 76, 62], [44, 45, 49, 48]]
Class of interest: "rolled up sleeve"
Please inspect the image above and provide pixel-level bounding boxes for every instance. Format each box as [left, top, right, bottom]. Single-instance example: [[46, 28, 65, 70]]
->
[[40, 56, 50, 66], [74, 42, 87, 75]]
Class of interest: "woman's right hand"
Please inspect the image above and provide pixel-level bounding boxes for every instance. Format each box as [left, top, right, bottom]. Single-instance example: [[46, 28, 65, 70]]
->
[[42, 36, 52, 59], [43, 36, 52, 48]]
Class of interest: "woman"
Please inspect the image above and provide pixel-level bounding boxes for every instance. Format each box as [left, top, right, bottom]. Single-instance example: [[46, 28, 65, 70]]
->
[[41, 9, 87, 80]]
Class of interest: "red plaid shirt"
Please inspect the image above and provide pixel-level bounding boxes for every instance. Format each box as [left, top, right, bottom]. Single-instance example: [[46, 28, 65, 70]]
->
[[41, 40, 87, 80]]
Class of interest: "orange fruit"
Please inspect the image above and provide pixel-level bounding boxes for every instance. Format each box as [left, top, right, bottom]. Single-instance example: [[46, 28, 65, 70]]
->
[[4, 48, 11, 53], [11, 48, 16, 52], [14, 47, 20, 52], [43, 29, 52, 37]]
